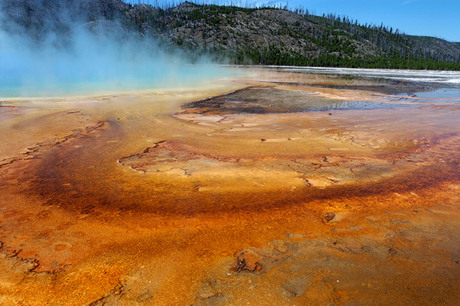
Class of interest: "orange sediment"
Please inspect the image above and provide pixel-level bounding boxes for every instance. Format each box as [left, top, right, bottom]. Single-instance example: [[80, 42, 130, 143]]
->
[[0, 70, 459, 305]]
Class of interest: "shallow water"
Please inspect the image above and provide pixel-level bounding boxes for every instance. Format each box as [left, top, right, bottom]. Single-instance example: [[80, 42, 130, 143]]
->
[[180, 86, 413, 114], [0, 67, 459, 304], [0, 64, 238, 98], [414, 87, 460, 100]]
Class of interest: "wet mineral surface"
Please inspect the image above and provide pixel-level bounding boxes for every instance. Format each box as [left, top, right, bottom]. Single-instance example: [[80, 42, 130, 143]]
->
[[0, 68, 459, 305]]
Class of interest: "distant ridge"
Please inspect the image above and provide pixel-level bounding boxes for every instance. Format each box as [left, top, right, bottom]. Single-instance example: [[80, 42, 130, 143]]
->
[[2, 0, 459, 70]]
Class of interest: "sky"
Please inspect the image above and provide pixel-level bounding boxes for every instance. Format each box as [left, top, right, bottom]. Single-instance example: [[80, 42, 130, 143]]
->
[[284, 0, 460, 42], [126, 0, 460, 42]]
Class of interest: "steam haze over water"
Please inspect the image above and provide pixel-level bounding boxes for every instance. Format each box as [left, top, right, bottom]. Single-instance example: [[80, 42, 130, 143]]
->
[[0, 5, 231, 98]]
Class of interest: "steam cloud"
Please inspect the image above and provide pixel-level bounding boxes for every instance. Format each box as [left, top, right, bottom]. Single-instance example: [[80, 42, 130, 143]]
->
[[0, 1, 228, 97]]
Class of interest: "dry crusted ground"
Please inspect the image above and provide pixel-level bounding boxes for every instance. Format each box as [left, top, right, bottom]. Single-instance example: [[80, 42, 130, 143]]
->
[[0, 70, 459, 305]]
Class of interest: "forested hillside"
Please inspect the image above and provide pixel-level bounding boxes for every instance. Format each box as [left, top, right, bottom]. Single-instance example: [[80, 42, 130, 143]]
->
[[2, 0, 459, 70]]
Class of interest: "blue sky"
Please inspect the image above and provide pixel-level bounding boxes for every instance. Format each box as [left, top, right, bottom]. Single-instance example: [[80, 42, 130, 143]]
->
[[284, 0, 460, 42], [125, 0, 460, 42]]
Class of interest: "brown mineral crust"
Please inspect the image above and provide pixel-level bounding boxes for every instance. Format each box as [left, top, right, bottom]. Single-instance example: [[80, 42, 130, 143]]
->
[[323, 212, 336, 223], [234, 249, 263, 272]]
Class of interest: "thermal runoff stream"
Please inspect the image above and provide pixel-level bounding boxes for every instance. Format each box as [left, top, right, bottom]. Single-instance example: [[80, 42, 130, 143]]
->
[[0, 67, 460, 304]]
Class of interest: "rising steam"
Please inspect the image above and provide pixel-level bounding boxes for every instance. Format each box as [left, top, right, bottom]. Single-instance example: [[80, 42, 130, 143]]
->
[[0, 1, 229, 97]]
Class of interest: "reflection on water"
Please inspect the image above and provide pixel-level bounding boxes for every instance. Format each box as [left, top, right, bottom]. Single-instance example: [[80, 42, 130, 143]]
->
[[414, 87, 460, 101], [270, 66, 460, 84], [256, 66, 460, 106]]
